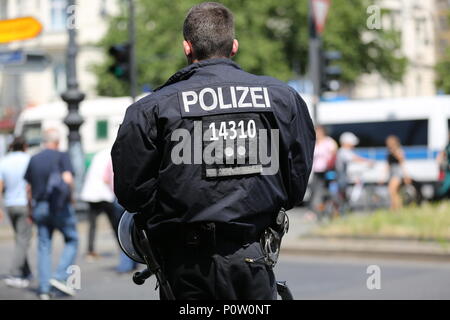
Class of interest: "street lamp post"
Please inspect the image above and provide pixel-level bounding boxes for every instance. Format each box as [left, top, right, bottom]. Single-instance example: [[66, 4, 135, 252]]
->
[[128, 0, 137, 102], [308, 0, 322, 125], [61, 0, 85, 197]]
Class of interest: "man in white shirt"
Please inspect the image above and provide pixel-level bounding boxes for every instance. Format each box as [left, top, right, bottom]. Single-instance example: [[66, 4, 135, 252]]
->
[[80, 148, 117, 260]]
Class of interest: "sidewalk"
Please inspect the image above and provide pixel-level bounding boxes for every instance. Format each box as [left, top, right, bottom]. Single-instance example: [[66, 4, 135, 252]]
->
[[282, 237, 450, 262], [283, 209, 450, 262], [0, 213, 154, 300]]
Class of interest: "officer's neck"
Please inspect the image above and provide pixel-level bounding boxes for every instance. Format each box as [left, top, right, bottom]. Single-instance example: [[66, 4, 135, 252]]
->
[[188, 55, 230, 65]]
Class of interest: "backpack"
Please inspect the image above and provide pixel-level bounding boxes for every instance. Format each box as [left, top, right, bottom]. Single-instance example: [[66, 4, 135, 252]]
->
[[46, 152, 71, 214]]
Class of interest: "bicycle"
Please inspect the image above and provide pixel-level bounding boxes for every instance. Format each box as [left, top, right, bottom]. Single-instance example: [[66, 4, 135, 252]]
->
[[347, 168, 389, 212], [319, 164, 388, 218]]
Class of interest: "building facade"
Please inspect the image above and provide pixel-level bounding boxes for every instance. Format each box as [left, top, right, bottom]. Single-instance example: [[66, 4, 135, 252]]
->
[[435, 0, 450, 61], [0, 0, 120, 112], [353, 0, 440, 99]]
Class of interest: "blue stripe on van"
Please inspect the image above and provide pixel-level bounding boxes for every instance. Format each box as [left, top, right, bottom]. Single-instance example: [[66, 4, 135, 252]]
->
[[354, 147, 439, 161]]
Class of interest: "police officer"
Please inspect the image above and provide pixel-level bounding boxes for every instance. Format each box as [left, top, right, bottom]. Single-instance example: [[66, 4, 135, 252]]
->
[[112, 2, 315, 300]]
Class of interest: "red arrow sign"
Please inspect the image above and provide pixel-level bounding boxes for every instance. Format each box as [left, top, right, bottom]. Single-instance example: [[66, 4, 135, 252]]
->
[[312, 0, 331, 35]]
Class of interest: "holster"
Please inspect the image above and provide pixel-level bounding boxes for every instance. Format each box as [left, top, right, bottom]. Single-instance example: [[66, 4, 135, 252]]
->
[[260, 208, 289, 268]]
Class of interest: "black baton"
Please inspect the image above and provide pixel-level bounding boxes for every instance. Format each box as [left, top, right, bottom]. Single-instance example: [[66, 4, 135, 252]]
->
[[135, 227, 175, 300]]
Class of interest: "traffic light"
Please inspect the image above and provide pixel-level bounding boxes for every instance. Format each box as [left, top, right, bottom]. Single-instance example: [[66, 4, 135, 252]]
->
[[108, 43, 130, 80], [320, 50, 342, 93]]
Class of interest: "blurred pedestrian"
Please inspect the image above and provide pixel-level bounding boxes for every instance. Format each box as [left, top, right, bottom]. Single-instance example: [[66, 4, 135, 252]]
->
[[80, 148, 117, 261], [384, 135, 411, 210], [436, 133, 450, 200], [336, 132, 373, 212], [24, 128, 78, 300], [103, 158, 138, 273], [309, 126, 338, 214], [0, 137, 32, 288]]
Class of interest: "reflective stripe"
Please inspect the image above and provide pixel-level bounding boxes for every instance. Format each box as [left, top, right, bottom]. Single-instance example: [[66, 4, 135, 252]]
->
[[354, 147, 439, 161], [206, 165, 262, 178]]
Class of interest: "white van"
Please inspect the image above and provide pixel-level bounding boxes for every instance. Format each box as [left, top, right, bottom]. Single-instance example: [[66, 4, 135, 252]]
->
[[14, 96, 134, 163], [313, 95, 450, 198]]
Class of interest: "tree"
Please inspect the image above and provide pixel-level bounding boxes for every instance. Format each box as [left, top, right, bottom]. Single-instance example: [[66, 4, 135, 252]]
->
[[92, 0, 407, 96], [436, 50, 450, 94], [435, 11, 450, 94]]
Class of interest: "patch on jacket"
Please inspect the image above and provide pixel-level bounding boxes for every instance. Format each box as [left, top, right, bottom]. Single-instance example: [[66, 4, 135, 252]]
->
[[178, 85, 272, 117]]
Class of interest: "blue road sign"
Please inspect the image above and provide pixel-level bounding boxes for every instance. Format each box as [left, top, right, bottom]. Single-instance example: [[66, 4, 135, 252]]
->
[[0, 50, 50, 72], [0, 50, 26, 65]]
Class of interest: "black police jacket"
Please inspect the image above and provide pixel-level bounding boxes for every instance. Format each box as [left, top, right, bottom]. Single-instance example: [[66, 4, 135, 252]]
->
[[112, 58, 315, 239]]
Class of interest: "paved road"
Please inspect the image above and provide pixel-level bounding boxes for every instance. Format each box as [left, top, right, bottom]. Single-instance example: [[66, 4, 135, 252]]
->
[[277, 255, 450, 300], [1, 213, 450, 300]]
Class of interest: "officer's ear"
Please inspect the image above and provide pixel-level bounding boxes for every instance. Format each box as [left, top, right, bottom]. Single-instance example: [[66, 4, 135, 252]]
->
[[183, 40, 194, 58], [230, 39, 239, 57]]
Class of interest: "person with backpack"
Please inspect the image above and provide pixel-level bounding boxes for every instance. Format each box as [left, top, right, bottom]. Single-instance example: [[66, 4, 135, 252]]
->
[[24, 128, 78, 300]]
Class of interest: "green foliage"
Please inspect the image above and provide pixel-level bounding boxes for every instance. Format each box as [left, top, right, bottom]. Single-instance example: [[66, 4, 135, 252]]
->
[[93, 0, 407, 96], [436, 49, 450, 94], [323, 1, 407, 83], [435, 12, 450, 94]]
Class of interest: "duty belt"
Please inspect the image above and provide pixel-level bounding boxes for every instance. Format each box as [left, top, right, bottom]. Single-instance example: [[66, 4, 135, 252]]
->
[[158, 222, 259, 254]]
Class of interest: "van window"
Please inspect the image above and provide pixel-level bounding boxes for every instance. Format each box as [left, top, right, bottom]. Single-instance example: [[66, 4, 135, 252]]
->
[[326, 120, 428, 147], [96, 120, 108, 140], [23, 122, 42, 147]]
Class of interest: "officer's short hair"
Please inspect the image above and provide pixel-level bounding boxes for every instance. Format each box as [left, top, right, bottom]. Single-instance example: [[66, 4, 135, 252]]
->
[[183, 2, 235, 60]]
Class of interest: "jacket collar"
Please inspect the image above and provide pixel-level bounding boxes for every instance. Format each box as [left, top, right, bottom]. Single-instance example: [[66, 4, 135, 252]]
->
[[156, 58, 242, 91]]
